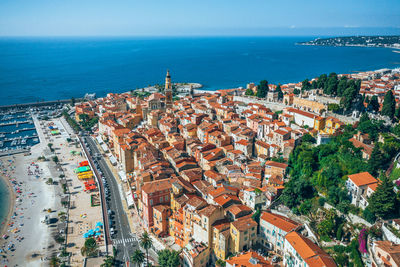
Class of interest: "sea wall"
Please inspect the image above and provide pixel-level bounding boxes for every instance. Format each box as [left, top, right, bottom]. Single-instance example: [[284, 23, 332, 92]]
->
[[0, 98, 83, 110]]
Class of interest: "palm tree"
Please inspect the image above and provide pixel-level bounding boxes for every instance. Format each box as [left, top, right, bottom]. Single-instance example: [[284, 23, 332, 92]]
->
[[140, 231, 153, 267], [101, 256, 115, 267], [81, 237, 98, 257], [131, 249, 145, 267], [49, 256, 60, 267]]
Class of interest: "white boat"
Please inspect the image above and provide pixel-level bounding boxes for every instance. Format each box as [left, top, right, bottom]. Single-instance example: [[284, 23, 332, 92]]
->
[[11, 140, 16, 146]]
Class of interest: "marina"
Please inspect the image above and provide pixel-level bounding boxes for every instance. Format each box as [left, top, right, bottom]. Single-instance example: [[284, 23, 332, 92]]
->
[[0, 110, 40, 153]]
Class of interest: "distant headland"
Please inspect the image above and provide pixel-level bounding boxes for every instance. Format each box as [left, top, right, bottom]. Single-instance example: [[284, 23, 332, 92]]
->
[[298, 35, 400, 49]]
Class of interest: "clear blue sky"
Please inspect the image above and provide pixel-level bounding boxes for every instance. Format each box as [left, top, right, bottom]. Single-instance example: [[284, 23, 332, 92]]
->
[[0, 0, 399, 36]]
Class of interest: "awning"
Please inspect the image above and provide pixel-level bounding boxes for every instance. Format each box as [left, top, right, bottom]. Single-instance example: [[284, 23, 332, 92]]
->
[[125, 191, 134, 207], [118, 171, 127, 182], [96, 135, 104, 144], [101, 144, 109, 153], [109, 155, 117, 165]]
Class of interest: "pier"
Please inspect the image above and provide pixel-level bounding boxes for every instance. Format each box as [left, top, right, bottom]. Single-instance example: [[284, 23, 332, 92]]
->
[[0, 120, 33, 126], [0, 127, 36, 135]]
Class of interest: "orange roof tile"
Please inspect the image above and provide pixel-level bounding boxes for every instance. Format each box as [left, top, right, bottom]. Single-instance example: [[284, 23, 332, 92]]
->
[[260, 212, 300, 233], [348, 172, 378, 187], [285, 232, 336, 267]]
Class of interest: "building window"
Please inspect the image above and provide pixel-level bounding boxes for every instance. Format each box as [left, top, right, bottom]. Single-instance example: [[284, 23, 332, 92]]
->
[[150, 199, 153, 206], [160, 196, 163, 202]]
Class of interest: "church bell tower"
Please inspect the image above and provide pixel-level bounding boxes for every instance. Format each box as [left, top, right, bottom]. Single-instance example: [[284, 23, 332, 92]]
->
[[165, 70, 173, 110]]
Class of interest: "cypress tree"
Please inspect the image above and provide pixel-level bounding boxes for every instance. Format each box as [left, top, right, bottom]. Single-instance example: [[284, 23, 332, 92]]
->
[[369, 95, 380, 112], [368, 175, 398, 219], [381, 90, 396, 118], [276, 84, 283, 100], [257, 80, 268, 98]]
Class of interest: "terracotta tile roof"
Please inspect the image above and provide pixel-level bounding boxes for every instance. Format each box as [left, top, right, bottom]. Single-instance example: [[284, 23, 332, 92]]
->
[[153, 204, 170, 213], [374, 240, 400, 265], [286, 108, 319, 119], [236, 139, 250, 146], [185, 195, 207, 210], [142, 178, 173, 194], [349, 138, 373, 156], [285, 232, 336, 267], [214, 194, 240, 207], [260, 212, 300, 233], [264, 161, 288, 169], [199, 205, 220, 218], [231, 216, 257, 231], [226, 204, 252, 217], [226, 251, 272, 267], [348, 172, 377, 187]]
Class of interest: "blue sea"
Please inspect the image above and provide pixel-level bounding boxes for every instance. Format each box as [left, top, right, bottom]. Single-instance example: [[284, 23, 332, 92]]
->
[[0, 36, 400, 105], [0, 177, 11, 231]]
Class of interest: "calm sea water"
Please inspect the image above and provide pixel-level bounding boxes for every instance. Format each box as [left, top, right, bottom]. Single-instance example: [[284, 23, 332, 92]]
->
[[0, 177, 11, 230], [0, 36, 399, 105]]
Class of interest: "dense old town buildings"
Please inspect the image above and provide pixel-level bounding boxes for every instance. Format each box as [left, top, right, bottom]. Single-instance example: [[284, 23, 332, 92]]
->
[[75, 70, 393, 266]]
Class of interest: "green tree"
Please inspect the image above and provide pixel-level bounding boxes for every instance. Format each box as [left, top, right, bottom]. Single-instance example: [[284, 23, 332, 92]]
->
[[157, 249, 181, 267], [140, 231, 153, 267], [363, 207, 376, 223], [79, 113, 90, 123], [52, 156, 59, 164], [325, 73, 338, 95], [337, 76, 348, 96], [50, 256, 61, 267], [101, 256, 115, 267], [71, 97, 76, 106], [381, 90, 396, 118], [368, 95, 380, 112], [317, 74, 327, 89], [81, 237, 98, 257], [302, 133, 316, 144], [393, 124, 400, 137], [275, 84, 283, 100], [328, 103, 340, 113], [301, 79, 311, 91], [257, 80, 269, 98], [245, 88, 254, 96], [131, 249, 145, 267], [395, 107, 400, 121], [340, 80, 358, 110], [368, 175, 398, 219], [368, 145, 385, 176], [311, 80, 318, 89]]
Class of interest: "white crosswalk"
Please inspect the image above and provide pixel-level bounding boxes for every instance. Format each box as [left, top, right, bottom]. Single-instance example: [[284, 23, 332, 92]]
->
[[113, 237, 137, 245]]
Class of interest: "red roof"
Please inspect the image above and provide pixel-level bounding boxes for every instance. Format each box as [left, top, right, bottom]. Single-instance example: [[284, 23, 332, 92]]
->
[[348, 172, 377, 187]]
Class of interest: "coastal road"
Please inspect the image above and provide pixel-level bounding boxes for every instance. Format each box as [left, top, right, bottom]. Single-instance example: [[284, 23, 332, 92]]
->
[[83, 136, 138, 266]]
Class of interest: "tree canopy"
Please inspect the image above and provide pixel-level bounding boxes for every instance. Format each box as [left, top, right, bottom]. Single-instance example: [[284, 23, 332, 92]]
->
[[381, 90, 396, 118], [257, 80, 269, 98], [368, 175, 399, 219], [81, 237, 98, 257], [157, 249, 181, 267]]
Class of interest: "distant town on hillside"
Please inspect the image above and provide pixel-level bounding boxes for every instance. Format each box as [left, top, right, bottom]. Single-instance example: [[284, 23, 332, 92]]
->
[[299, 35, 400, 49]]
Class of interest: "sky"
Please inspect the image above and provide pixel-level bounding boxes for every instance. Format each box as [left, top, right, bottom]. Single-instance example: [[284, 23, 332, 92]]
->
[[0, 0, 399, 36]]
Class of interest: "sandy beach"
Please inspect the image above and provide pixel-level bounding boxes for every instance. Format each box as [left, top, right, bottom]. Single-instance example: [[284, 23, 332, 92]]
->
[[0, 174, 16, 237], [0, 116, 71, 266], [0, 148, 62, 266]]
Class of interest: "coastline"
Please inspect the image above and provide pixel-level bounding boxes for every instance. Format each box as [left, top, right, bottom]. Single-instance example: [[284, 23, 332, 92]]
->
[[0, 174, 15, 236], [297, 43, 400, 50]]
